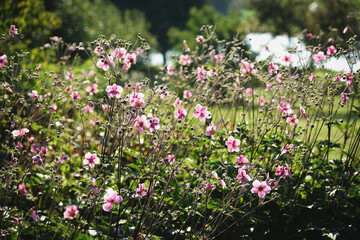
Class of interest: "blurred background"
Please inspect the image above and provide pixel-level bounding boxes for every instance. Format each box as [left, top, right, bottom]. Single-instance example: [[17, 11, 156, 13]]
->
[[1, 0, 359, 69]]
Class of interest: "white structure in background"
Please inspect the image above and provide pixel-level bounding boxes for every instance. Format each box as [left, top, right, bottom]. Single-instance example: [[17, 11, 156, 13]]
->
[[149, 33, 358, 72], [245, 33, 357, 72]]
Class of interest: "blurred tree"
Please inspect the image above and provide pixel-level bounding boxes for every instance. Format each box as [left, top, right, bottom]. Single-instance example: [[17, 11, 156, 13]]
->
[[45, 0, 157, 47], [0, 0, 61, 53], [112, 0, 208, 61], [250, 0, 358, 45], [168, 4, 259, 51]]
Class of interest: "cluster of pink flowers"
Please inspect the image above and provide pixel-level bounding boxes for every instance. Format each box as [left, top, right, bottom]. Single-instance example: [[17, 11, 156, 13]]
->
[[240, 60, 257, 76], [281, 143, 295, 155], [275, 165, 291, 179], [180, 54, 191, 65], [327, 45, 337, 56], [12, 128, 29, 137]]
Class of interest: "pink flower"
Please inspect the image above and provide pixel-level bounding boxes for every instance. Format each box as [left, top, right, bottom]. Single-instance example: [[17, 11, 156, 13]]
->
[[276, 73, 283, 83], [179, 54, 191, 65], [106, 84, 123, 98], [58, 152, 69, 163], [97, 56, 115, 71], [66, 72, 73, 81], [235, 155, 248, 168], [237, 169, 251, 184], [196, 35, 204, 42], [341, 92, 349, 106], [251, 180, 271, 198], [300, 106, 309, 120], [174, 107, 187, 121], [333, 74, 340, 82], [136, 115, 150, 133], [205, 123, 217, 138], [133, 183, 147, 198], [203, 183, 216, 191], [0, 55, 8, 68], [226, 136, 240, 152], [286, 115, 299, 126], [83, 152, 100, 168], [28, 90, 39, 99], [268, 62, 279, 74], [129, 92, 144, 103], [135, 82, 142, 92], [167, 154, 175, 165], [103, 189, 123, 212], [327, 45, 337, 56], [149, 117, 160, 132], [266, 83, 272, 91], [246, 88, 253, 96], [214, 54, 223, 61], [63, 205, 79, 219], [183, 90, 192, 99], [125, 53, 137, 65], [278, 102, 293, 115], [275, 165, 291, 179], [193, 104, 210, 122], [112, 47, 127, 60], [197, 66, 206, 82], [259, 97, 266, 106], [282, 55, 291, 63], [183, 40, 190, 52], [30, 210, 37, 221], [343, 26, 349, 34], [309, 73, 316, 81], [281, 143, 294, 154], [132, 98, 146, 109], [12, 128, 29, 137], [102, 104, 109, 111], [173, 98, 182, 107], [307, 33, 313, 39], [86, 84, 99, 95], [312, 51, 326, 63], [89, 70, 95, 76], [167, 66, 174, 75], [70, 91, 80, 102], [341, 72, 354, 92], [84, 105, 94, 114], [94, 46, 103, 56], [18, 183, 28, 196], [9, 25, 18, 37]]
